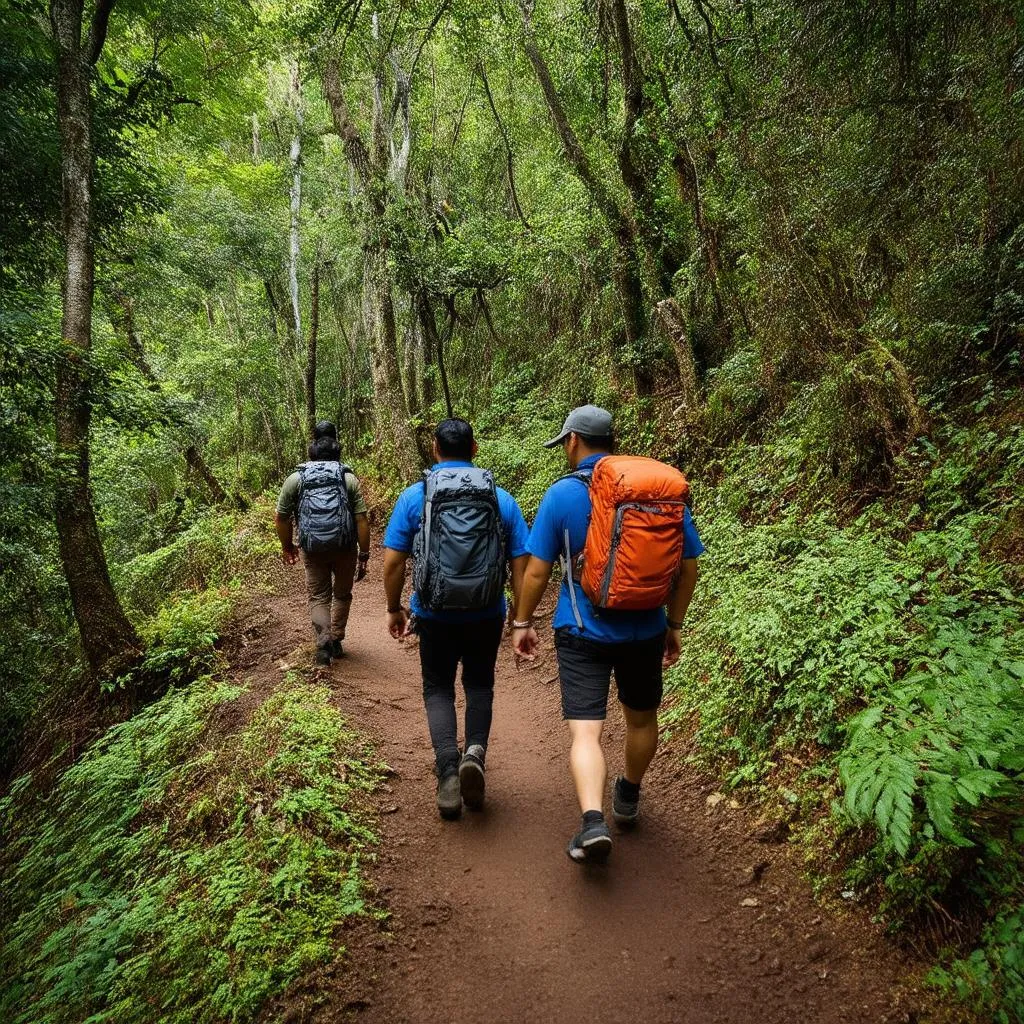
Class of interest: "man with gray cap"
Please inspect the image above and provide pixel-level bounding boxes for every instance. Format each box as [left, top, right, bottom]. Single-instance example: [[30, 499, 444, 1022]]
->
[[511, 405, 704, 863]]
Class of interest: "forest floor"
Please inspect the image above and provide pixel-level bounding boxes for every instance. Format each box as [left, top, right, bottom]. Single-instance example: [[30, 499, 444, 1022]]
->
[[229, 555, 932, 1024]]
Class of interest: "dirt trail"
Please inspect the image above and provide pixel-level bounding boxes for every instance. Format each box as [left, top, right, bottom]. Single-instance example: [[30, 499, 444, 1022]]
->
[[246, 563, 923, 1024]]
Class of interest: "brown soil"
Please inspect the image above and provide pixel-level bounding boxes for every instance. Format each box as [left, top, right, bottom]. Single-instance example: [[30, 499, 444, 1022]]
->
[[243, 557, 928, 1024]]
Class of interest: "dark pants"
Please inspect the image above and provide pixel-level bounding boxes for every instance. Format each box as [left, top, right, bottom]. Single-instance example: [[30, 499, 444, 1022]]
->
[[416, 616, 504, 776]]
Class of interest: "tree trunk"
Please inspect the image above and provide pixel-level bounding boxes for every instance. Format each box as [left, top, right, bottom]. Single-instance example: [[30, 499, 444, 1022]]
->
[[518, 5, 652, 396], [50, 0, 141, 679], [607, 0, 683, 292], [655, 298, 700, 415], [323, 56, 421, 477], [402, 315, 419, 419], [363, 249, 422, 479], [326, 265, 358, 436], [417, 291, 453, 418], [288, 61, 303, 344], [305, 262, 319, 436]]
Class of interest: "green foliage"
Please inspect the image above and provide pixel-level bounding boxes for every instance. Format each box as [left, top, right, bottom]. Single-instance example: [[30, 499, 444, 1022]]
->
[[668, 413, 1024, 1018], [929, 906, 1024, 1024], [0, 677, 381, 1024]]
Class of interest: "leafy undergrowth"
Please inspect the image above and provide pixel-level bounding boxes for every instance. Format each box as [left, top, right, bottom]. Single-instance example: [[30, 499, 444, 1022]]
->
[[0, 676, 383, 1024], [666, 402, 1024, 1021]]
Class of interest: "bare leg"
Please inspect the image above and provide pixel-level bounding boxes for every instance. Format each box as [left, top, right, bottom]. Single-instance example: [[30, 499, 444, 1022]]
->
[[622, 706, 659, 785], [567, 719, 606, 813]]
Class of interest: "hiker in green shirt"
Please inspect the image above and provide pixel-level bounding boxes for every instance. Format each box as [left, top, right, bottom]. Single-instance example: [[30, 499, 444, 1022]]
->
[[274, 422, 371, 665]]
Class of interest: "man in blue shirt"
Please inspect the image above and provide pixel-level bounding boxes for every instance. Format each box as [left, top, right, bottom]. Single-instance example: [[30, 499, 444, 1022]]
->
[[383, 419, 530, 819], [512, 405, 703, 862]]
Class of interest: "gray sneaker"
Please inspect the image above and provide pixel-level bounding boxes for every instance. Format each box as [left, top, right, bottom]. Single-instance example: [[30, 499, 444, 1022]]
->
[[436, 770, 462, 820], [567, 818, 613, 863], [458, 745, 486, 810], [612, 776, 640, 828]]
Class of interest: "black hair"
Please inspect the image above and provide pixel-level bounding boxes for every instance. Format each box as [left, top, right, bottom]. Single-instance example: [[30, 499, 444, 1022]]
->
[[313, 420, 337, 440], [434, 418, 475, 460], [574, 432, 614, 452], [308, 436, 341, 461]]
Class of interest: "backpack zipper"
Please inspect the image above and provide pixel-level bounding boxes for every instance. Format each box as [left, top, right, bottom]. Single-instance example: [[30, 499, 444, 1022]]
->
[[599, 501, 687, 606]]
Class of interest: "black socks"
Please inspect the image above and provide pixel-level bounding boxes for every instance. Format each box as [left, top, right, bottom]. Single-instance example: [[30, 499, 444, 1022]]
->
[[582, 810, 604, 826]]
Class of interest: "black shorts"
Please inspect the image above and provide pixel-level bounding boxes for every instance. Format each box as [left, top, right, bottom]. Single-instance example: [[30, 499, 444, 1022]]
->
[[553, 628, 666, 720]]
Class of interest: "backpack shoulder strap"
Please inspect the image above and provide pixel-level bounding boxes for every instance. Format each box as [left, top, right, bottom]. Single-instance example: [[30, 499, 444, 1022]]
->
[[560, 466, 593, 486]]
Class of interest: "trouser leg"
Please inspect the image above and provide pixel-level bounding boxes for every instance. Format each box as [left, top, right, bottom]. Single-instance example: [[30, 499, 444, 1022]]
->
[[330, 548, 357, 641], [301, 551, 332, 647], [417, 620, 462, 776], [459, 617, 503, 751]]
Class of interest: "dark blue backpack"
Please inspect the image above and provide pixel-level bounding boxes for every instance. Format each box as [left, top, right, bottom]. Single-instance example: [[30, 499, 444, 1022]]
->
[[296, 461, 356, 553], [412, 466, 506, 611]]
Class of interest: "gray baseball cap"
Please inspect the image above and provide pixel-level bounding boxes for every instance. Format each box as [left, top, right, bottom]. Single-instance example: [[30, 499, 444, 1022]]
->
[[543, 404, 614, 448]]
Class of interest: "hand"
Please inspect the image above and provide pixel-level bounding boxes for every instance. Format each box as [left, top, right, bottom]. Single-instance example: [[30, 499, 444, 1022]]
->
[[663, 627, 681, 667], [356, 555, 369, 582], [282, 545, 299, 566], [512, 625, 539, 663], [386, 608, 410, 639]]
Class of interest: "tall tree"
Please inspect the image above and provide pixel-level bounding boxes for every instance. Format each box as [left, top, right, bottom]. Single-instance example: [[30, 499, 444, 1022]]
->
[[322, 17, 428, 480], [517, 0, 653, 395], [49, 0, 140, 678]]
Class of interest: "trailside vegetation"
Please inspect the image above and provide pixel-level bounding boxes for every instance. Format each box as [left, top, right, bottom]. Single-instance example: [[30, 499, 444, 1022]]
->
[[1, 0, 1021, 1019]]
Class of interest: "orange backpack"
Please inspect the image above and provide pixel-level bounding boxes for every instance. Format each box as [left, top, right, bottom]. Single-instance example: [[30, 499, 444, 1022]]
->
[[565, 456, 690, 614]]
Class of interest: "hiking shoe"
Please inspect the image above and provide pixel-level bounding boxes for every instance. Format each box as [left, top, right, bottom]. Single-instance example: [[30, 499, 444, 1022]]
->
[[458, 745, 486, 810], [612, 776, 640, 828], [436, 770, 462, 820], [331, 639, 345, 658], [314, 645, 332, 666], [567, 818, 612, 863]]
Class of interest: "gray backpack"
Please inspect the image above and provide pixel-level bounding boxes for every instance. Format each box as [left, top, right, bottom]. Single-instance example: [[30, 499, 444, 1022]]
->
[[412, 466, 506, 611], [296, 461, 356, 553]]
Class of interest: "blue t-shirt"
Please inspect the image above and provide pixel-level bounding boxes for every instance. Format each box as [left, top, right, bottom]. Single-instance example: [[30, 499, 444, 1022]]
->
[[527, 453, 705, 643], [383, 461, 530, 622]]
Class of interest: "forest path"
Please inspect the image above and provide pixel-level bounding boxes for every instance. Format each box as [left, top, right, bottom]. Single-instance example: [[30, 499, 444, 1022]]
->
[[247, 558, 922, 1024]]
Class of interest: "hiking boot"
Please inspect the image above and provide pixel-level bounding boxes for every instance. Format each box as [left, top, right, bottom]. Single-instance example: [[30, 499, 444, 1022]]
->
[[612, 775, 640, 828], [331, 639, 345, 659], [436, 770, 462, 820], [314, 644, 332, 666], [458, 745, 486, 810], [567, 816, 612, 863]]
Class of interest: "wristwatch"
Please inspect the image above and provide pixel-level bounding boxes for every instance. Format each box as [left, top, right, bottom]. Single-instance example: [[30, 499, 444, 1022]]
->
[[512, 619, 532, 629], [358, 550, 370, 562], [667, 617, 684, 630]]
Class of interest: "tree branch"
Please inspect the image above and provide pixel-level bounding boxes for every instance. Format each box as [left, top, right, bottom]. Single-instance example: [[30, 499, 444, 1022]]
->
[[86, 0, 115, 65], [479, 62, 532, 230]]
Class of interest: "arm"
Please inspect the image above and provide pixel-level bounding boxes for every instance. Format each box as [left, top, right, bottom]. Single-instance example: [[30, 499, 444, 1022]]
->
[[509, 553, 529, 609], [511, 555, 554, 659], [275, 513, 298, 565], [383, 546, 411, 638], [354, 513, 371, 580], [663, 558, 698, 667]]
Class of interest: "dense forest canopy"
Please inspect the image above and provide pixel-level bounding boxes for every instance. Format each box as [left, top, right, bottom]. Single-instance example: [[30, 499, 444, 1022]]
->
[[1, 0, 1022, 1019]]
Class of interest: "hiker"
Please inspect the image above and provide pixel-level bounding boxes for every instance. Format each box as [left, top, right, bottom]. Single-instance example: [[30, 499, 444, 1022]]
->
[[274, 421, 371, 665], [511, 405, 703, 863], [382, 418, 530, 819]]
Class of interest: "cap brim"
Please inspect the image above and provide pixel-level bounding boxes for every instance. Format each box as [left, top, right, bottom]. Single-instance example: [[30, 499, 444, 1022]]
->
[[542, 430, 570, 449]]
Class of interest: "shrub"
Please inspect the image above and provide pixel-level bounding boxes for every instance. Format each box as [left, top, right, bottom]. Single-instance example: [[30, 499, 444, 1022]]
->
[[0, 677, 382, 1024]]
